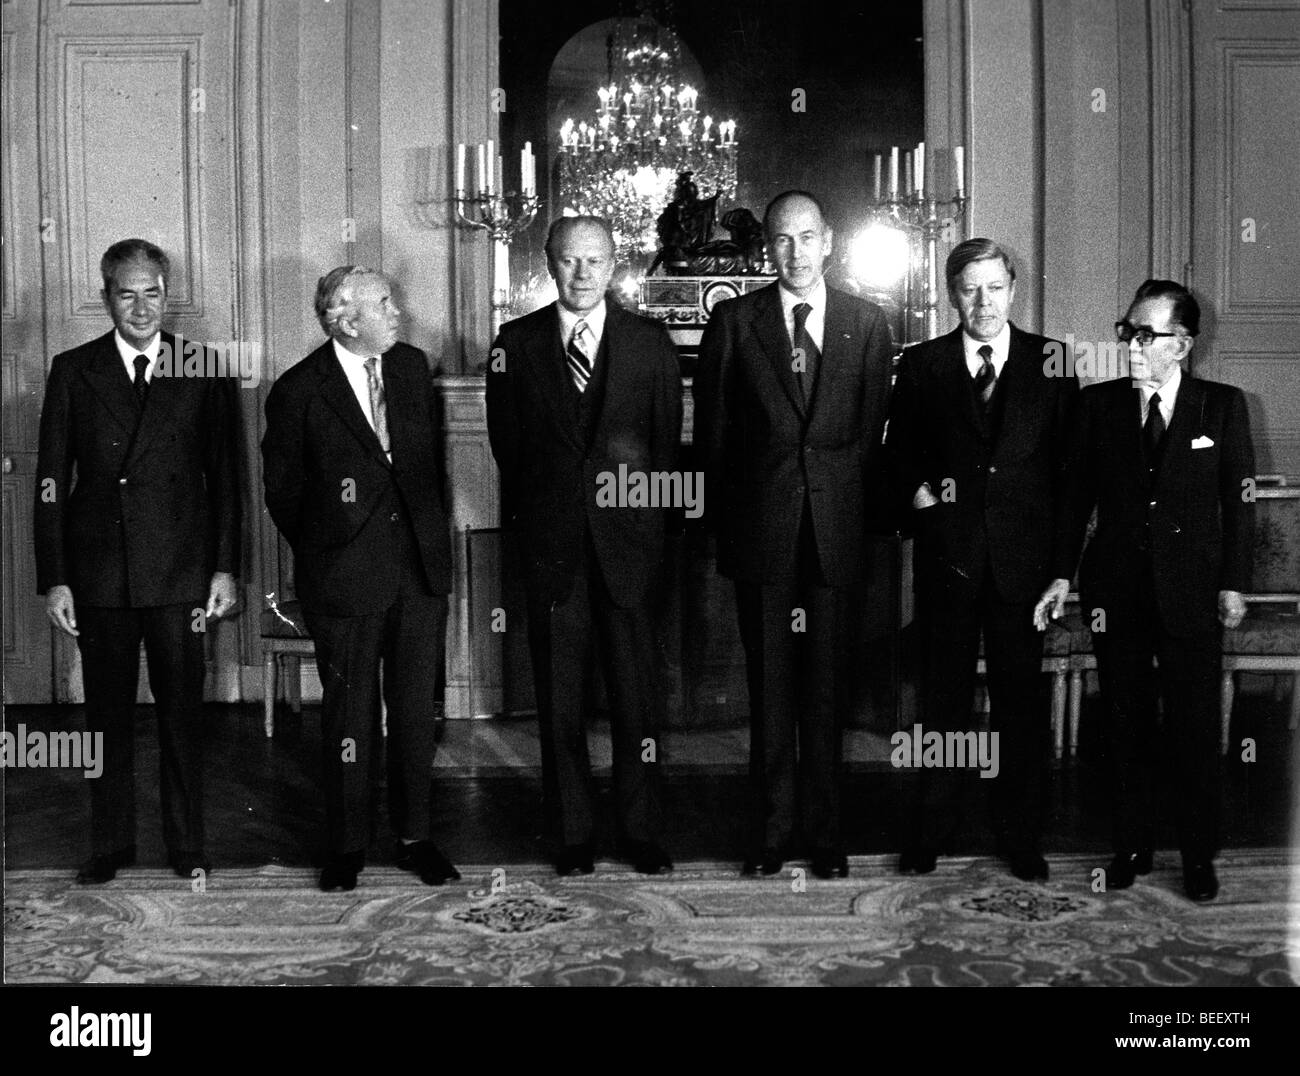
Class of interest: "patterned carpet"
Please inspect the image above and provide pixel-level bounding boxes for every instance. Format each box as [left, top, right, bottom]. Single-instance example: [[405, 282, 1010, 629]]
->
[[6, 850, 1298, 987]]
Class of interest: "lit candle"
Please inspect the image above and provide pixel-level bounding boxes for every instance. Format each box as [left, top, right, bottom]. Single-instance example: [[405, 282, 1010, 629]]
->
[[678, 119, 691, 144], [520, 143, 530, 196], [888, 146, 899, 198], [702, 115, 713, 142], [456, 143, 466, 194], [954, 145, 965, 198], [477, 143, 486, 193], [496, 153, 503, 193], [915, 141, 925, 195], [486, 139, 495, 194], [872, 153, 882, 202], [903, 151, 912, 198]]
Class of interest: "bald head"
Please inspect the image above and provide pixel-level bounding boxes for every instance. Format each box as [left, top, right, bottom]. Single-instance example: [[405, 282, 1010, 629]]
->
[[763, 191, 832, 299]]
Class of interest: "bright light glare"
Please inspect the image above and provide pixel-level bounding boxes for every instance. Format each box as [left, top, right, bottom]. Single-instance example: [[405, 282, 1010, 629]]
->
[[848, 224, 909, 287]]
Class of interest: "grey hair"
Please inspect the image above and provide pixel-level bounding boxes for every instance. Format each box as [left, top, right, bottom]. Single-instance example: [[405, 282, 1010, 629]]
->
[[101, 238, 170, 293], [314, 265, 375, 337]]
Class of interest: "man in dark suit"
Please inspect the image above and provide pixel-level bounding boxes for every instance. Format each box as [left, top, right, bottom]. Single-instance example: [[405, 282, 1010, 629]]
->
[[1037, 279, 1253, 902], [262, 266, 457, 892], [694, 191, 894, 879], [35, 237, 241, 883], [886, 237, 1077, 881], [486, 215, 681, 876]]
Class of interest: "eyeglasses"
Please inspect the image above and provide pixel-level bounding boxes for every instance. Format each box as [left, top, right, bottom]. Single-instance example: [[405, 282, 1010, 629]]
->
[[1115, 321, 1183, 347]]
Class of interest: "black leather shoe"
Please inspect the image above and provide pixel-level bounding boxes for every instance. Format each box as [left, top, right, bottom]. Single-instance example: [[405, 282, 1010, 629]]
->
[[898, 847, 937, 875], [319, 850, 364, 892], [1183, 859, 1218, 902], [397, 840, 461, 885], [741, 849, 784, 876], [1105, 849, 1154, 890], [622, 839, 673, 875], [76, 845, 136, 885], [1009, 852, 1049, 881], [555, 842, 595, 877], [810, 848, 849, 879]]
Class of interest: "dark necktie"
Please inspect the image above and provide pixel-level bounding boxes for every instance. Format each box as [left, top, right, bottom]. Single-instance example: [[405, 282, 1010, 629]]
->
[[567, 319, 593, 393], [972, 344, 996, 416], [1143, 391, 1165, 461], [132, 354, 149, 409], [793, 302, 820, 403], [363, 357, 390, 454]]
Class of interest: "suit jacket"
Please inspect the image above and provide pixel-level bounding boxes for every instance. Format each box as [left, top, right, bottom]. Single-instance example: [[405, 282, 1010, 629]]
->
[[34, 329, 240, 606], [887, 323, 1078, 603], [1055, 375, 1254, 637], [693, 282, 893, 586], [486, 299, 683, 608], [262, 339, 452, 616]]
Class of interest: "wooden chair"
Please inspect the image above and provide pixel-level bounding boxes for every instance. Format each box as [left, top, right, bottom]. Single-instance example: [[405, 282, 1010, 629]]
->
[[261, 598, 313, 738], [1219, 594, 1300, 753], [261, 597, 390, 740], [974, 620, 1071, 760]]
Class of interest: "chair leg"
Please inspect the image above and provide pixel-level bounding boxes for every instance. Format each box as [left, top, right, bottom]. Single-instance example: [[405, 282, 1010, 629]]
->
[[285, 655, 302, 714], [1068, 670, 1083, 758], [1219, 670, 1235, 755], [262, 651, 276, 739], [1051, 667, 1066, 761]]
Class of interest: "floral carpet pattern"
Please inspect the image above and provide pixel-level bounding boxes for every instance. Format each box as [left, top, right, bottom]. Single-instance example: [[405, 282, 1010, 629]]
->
[[6, 851, 1297, 986]]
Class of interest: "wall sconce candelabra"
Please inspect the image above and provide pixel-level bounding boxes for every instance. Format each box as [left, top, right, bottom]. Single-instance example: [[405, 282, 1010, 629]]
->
[[452, 140, 540, 338], [860, 142, 967, 345]]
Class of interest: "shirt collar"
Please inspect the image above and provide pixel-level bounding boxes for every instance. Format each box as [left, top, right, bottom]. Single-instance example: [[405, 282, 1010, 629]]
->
[[115, 329, 161, 368], [332, 336, 381, 369], [963, 322, 1011, 371], [557, 298, 607, 343], [1142, 363, 1181, 405], [778, 276, 827, 318]]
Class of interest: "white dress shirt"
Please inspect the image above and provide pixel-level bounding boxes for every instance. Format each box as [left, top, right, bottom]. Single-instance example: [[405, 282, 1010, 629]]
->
[[779, 276, 826, 353], [962, 322, 1011, 379], [557, 298, 608, 357], [115, 330, 161, 383], [332, 338, 391, 460], [1139, 364, 1181, 429]]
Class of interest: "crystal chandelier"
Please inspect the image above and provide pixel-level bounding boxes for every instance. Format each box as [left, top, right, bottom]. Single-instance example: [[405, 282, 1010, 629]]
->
[[557, 14, 738, 266]]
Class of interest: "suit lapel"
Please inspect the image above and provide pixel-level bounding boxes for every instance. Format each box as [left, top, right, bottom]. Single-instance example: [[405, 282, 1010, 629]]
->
[[591, 302, 627, 442], [990, 327, 1037, 456], [382, 347, 416, 465], [522, 305, 580, 452], [126, 332, 184, 464], [937, 329, 987, 440], [1152, 375, 1201, 491], [317, 343, 391, 468], [746, 285, 804, 418], [82, 332, 141, 434], [806, 289, 853, 421]]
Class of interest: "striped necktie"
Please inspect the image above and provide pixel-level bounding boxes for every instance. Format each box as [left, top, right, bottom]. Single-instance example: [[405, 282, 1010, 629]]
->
[[567, 319, 593, 393], [973, 344, 996, 416], [363, 357, 390, 454]]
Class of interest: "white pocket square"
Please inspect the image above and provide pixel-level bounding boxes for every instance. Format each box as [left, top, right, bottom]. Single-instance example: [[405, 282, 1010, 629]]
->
[[1191, 435, 1215, 449]]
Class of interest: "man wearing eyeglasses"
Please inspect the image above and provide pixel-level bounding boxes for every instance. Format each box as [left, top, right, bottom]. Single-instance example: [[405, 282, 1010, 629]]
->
[[1036, 279, 1255, 902]]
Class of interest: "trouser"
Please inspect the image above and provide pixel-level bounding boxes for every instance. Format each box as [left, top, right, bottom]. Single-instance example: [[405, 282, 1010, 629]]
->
[[1088, 566, 1220, 861], [911, 559, 1049, 854], [77, 602, 207, 857], [525, 540, 664, 848]]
